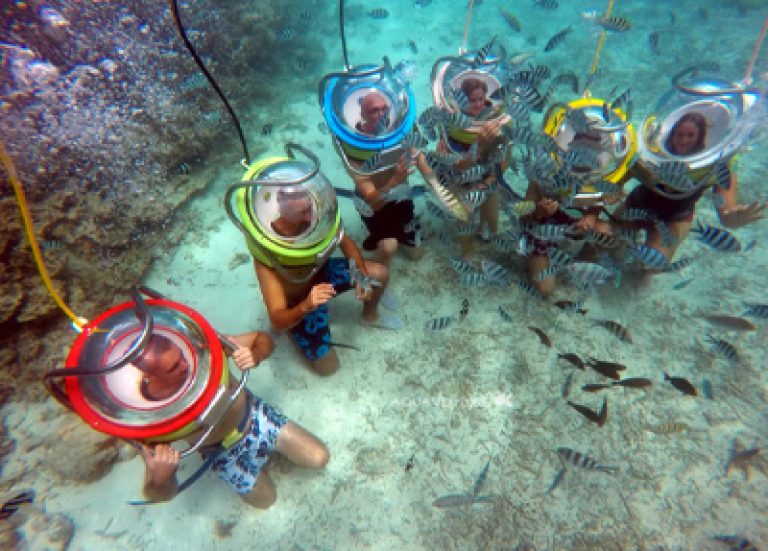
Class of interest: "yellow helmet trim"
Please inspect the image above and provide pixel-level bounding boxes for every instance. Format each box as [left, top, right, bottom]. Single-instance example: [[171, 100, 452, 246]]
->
[[543, 97, 637, 188], [236, 157, 341, 267]]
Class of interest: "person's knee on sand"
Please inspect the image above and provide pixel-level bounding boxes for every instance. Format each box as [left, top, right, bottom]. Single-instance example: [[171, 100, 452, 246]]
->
[[310, 348, 339, 376]]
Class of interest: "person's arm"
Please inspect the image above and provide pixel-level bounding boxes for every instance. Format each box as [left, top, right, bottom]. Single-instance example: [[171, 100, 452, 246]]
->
[[338, 233, 368, 275], [714, 170, 766, 228], [524, 181, 558, 221], [254, 261, 335, 331], [141, 444, 180, 502], [226, 332, 275, 369], [353, 155, 411, 211]]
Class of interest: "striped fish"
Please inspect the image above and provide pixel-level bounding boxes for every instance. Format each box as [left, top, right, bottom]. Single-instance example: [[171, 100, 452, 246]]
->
[[449, 86, 470, 112], [585, 231, 619, 248], [443, 110, 473, 130], [653, 218, 676, 248], [426, 176, 470, 222], [712, 535, 758, 551], [595, 319, 633, 343], [743, 302, 768, 318], [491, 235, 516, 252], [498, 305, 515, 322], [473, 35, 497, 66], [527, 223, 570, 241], [460, 272, 488, 287], [458, 166, 487, 185], [565, 261, 616, 288], [705, 334, 739, 361], [450, 258, 476, 275], [545, 467, 567, 495], [555, 448, 618, 474], [691, 220, 742, 252], [432, 493, 494, 508], [472, 460, 491, 496], [461, 190, 488, 207], [597, 16, 631, 32], [543, 26, 572, 52], [514, 279, 541, 298], [631, 245, 669, 268], [548, 247, 575, 267], [712, 159, 732, 191], [653, 160, 695, 191], [352, 194, 374, 217], [361, 152, 383, 172], [533, 265, 560, 281], [425, 316, 456, 331], [666, 257, 693, 272], [621, 207, 654, 222], [481, 260, 513, 283], [610, 88, 631, 110], [551, 71, 579, 94]]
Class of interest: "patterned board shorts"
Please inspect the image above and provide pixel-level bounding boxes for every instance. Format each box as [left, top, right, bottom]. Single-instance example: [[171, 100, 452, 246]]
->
[[290, 258, 353, 361], [210, 397, 288, 494]]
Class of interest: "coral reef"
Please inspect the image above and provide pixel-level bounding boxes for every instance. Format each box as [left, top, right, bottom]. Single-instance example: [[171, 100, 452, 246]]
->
[[0, 0, 328, 399]]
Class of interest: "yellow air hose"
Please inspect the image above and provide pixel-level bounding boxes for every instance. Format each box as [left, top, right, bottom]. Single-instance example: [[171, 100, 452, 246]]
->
[[584, 0, 615, 97], [0, 140, 84, 331]]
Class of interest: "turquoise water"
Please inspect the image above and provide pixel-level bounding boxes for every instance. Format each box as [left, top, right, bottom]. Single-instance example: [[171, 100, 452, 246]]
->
[[3, 0, 768, 549]]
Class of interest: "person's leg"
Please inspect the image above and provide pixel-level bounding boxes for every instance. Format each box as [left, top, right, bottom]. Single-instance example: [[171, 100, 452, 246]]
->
[[273, 421, 330, 469], [374, 237, 399, 267], [529, 254, 555, 298], [480, 191, 500, 236], [310, 348, 339, 376], [458, 234, 475, 261], [361, 259, 389, 317], [240, 470, 276, 509]]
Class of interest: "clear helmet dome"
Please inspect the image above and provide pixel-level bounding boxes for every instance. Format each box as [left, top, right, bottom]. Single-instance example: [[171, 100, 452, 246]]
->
[[249, 160, 338, 248], [639, 74, 765, 169], [323, 58, 415, 141], [550, 102, 634, 180]]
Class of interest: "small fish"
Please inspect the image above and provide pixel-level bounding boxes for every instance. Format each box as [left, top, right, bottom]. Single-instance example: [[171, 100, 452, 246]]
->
[[261, 123, 274, 136], [177, 162, 191, 175], [278, 27, 294, 41], [553, 301, 587, 315], [702, 379, 714, 400], [742, 302, 768, 318], [556, 447, 618, 474], [405, 453, 416, 472], [594, 320, 633, 344], [367, 8, 389, 19], [472, 460, 491, 496], [459, 298, 469, 320], [425, 316, 455, 331], [582, 383, 612, 393], [672, 277, 694, 290], [498, 306, 515, 323], [528, 326, 552, 347], [534, 0, 559, 9], [317, 121, 329, 134], [460, 272, 488, 287], [299, 11, 313, 21], [407, 40, 418, 54], [509, 51, 537, 65], [742, 238, 756, 253], [664, 373, 697, 396], [700, 314, 756, 332], [713, 535, 758, 551], [668, 11, 677, 25], [558, 353, 584, 370], [648, 32, 660, 55], [706, 334, 739, 361], [414, 0, 432, 7], [473, 35, 497, 66], [432, 493, 494, 508], [612, 378, 652, 389], [597, 16, 631, 32], [41, 239, 63, 250], [543, 27, 572, 53], [500, 9, 521, 32], [691, 220, 742, 252], [561, 371, 575, 398], [567, 398, 607, 427], [644, 422, 689, 435], [586, 358, 624, 380], [0, 490, 35, 520], [545, 467, 566, 494]]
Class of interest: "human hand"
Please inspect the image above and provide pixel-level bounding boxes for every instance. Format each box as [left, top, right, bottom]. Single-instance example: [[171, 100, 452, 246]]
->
[[719, 201, 766, 228], [140, 444, 180, 484], [537, 198, 559, 218], [303, 283, 336, 311], [478, 119, 503, 148], [354, 282, 373, 302], [391, 155, 415, 187], [226, 338, 258, 371]]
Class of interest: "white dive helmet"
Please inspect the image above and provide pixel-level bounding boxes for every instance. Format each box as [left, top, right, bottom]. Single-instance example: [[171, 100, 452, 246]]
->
[[638, 74, 765, 170]]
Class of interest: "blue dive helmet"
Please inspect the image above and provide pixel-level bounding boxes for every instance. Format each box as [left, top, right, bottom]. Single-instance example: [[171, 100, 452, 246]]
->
[[638, 69, 766, 198], [319, 57, 417, 173]]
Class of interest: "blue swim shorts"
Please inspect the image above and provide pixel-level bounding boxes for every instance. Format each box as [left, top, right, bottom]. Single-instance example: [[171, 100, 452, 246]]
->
[[210, 397, 288, 494], [290, 257, 353, 361]]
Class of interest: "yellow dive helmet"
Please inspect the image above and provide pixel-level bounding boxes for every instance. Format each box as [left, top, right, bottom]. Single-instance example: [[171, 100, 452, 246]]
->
[[543, 97, 636, 204], [224, 144, 342, 283]]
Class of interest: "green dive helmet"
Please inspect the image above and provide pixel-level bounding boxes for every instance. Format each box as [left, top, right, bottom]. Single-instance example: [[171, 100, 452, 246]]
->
[[224, 144, 342, 283]]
